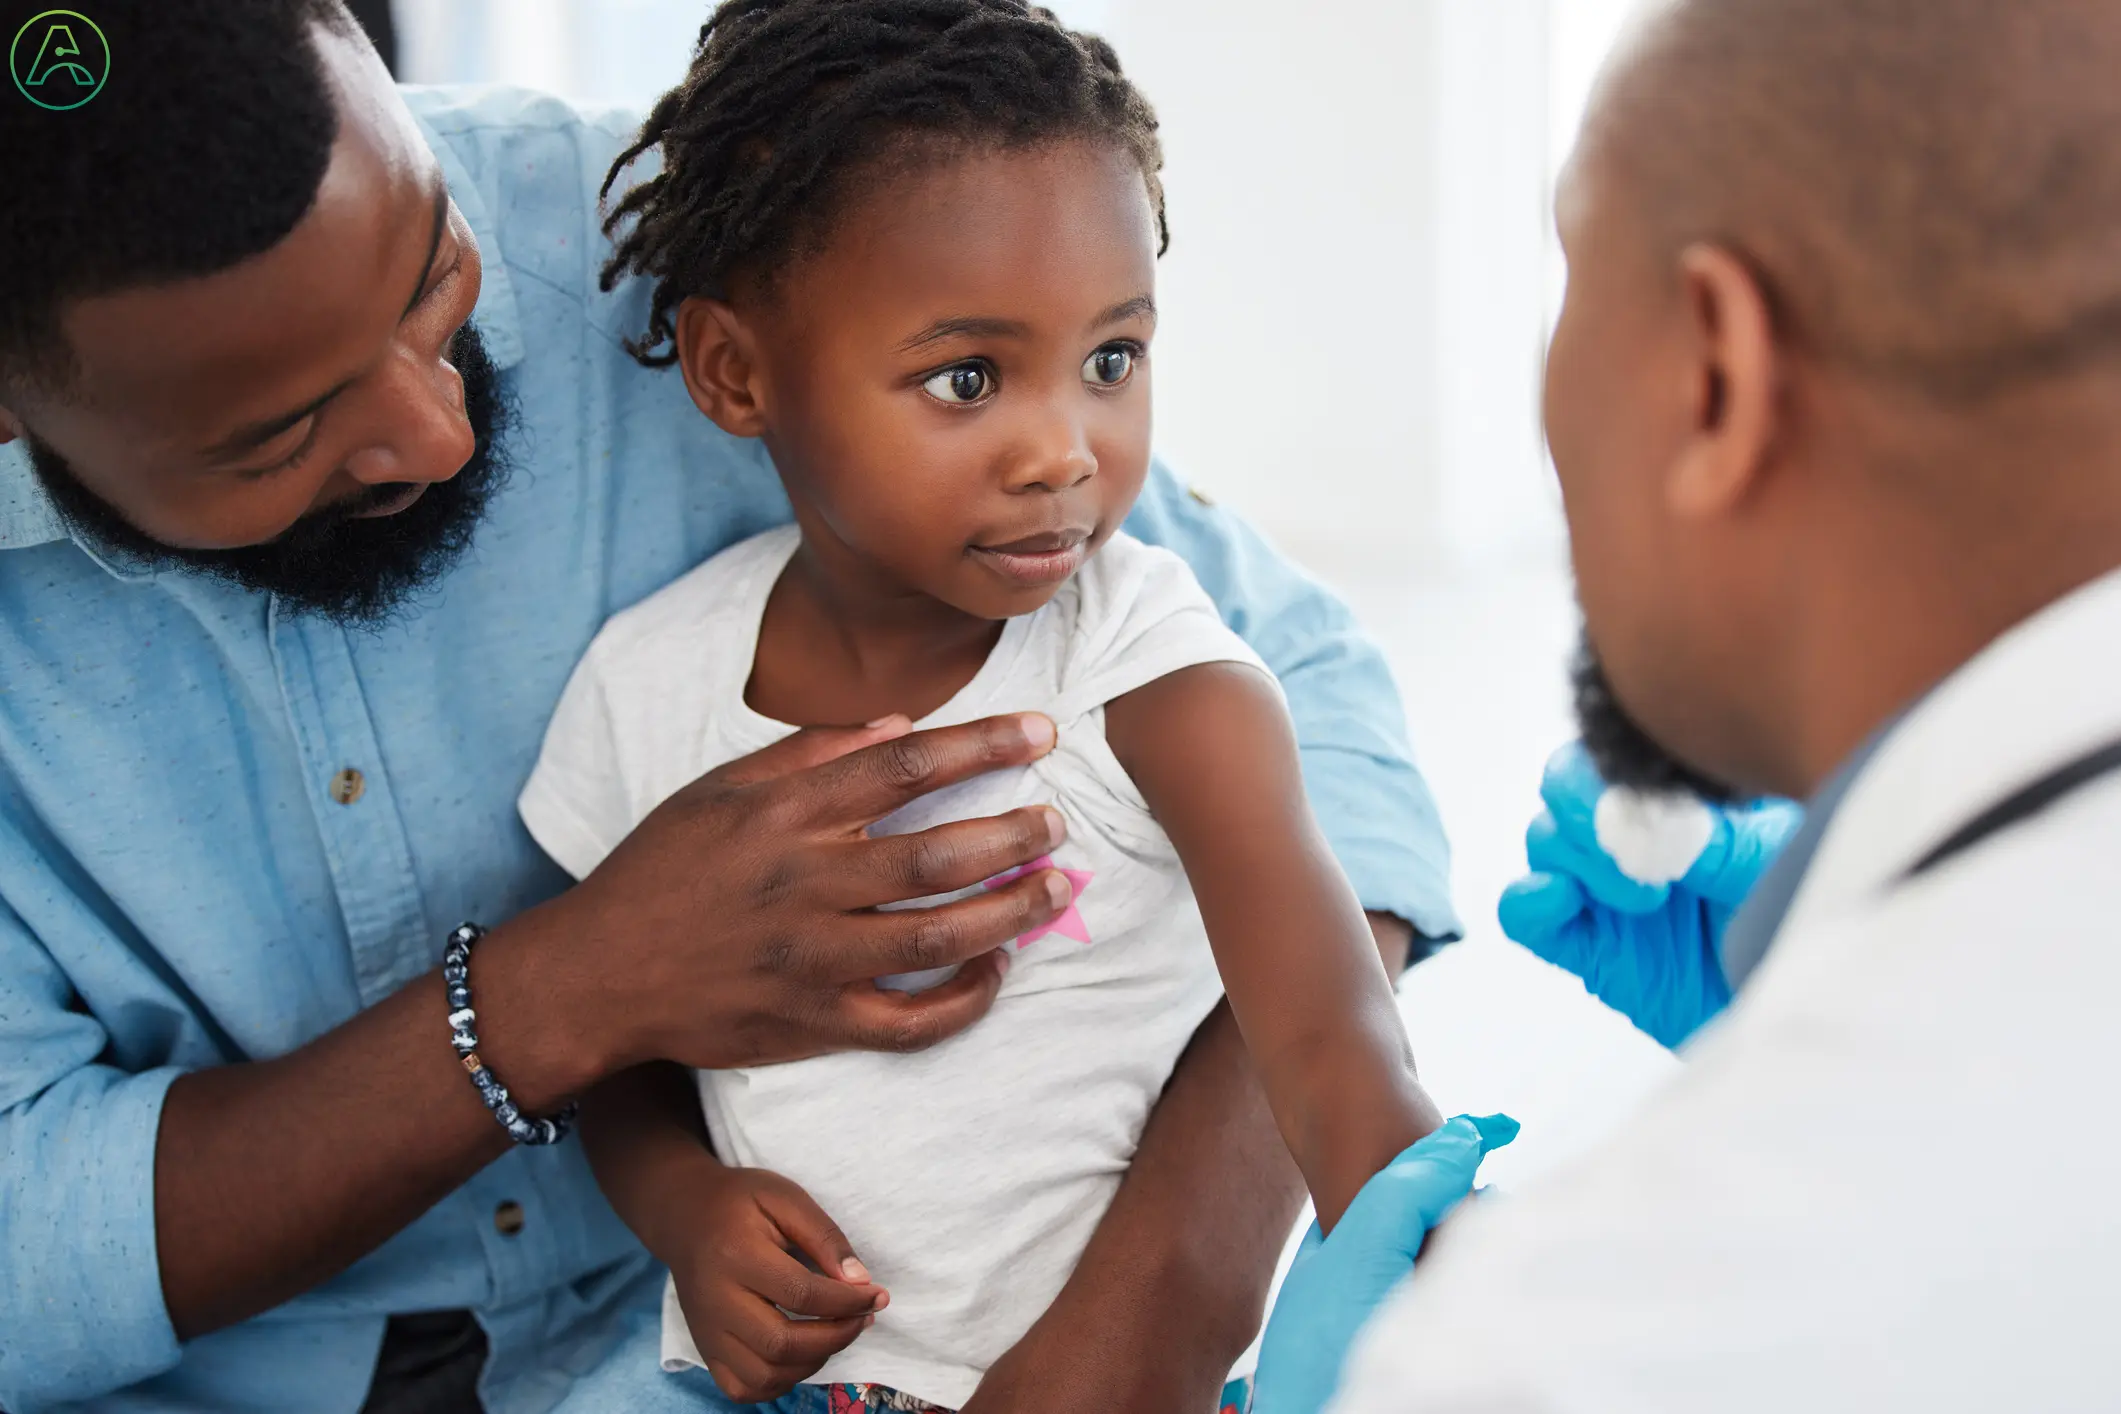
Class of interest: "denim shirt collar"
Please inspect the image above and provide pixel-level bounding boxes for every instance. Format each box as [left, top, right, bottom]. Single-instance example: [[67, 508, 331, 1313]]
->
[[0, 440, 67, 551], [0, 101, 526, 559]]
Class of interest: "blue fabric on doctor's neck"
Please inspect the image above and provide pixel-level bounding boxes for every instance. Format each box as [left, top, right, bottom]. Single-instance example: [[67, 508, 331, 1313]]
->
[[1717, 718, 1901, 994]]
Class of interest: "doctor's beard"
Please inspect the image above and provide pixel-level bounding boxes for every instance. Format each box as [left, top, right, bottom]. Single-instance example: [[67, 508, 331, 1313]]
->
[[1571, 629, 1743, 805]]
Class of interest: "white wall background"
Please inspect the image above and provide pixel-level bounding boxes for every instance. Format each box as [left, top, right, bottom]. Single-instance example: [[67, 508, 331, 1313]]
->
[[396, 0, 1686, 1193]]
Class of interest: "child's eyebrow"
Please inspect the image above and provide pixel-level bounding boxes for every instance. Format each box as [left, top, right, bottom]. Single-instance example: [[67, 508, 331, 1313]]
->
[[897, 315, 1028, 352], [1091, 295, 1157, 330], [896, 296, 1156, 354]]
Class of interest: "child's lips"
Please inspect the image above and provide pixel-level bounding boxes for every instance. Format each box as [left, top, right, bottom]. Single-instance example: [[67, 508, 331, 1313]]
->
[[969, 529, 1091, 586]]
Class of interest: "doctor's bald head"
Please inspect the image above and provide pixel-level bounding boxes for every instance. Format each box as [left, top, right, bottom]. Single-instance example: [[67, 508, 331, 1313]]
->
[[1548, 0, 2121, 802], [1592, 0, 2121, 395]]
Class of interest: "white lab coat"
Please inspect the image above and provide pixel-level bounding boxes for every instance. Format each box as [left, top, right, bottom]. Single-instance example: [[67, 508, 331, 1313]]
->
[[1333, 568, 2121, 1413]]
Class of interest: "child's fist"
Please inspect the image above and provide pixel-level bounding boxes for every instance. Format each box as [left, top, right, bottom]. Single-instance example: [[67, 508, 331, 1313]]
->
[[668, 1165, 887, 1403]]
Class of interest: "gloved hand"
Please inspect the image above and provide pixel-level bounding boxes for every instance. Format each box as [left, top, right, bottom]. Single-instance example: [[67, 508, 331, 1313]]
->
[[1499, 742, 1802, 1049], [1252, 1115, 1520, 1414]]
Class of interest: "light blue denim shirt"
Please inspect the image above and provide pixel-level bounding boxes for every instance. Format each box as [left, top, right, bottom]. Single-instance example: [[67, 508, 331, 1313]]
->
[[0, 86, 1456, 1414]]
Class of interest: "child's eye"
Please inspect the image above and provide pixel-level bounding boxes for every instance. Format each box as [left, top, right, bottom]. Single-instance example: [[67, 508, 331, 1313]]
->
[[1082, 345, 1136, 388], [923, 363, 994, 405]]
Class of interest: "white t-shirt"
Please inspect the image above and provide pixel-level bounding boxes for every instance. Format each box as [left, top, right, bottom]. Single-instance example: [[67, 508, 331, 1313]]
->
[[518, 525, 1273, 1408], [1328, 568, 2121, 1413]]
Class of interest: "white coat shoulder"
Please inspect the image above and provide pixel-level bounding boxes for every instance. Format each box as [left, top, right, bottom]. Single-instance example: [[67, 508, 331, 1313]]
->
[[1334, 778, 2121, 1414]]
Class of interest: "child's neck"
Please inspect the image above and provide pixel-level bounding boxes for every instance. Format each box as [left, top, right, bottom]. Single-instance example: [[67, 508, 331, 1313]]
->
[[745, 536, 1005, 728]]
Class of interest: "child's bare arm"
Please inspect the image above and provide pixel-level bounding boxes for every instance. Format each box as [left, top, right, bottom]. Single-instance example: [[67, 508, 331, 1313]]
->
[[1106, 662, 1445, 1231]]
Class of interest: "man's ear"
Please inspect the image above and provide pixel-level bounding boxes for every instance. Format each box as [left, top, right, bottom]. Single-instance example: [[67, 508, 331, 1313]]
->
[[0, 403, 22, 445], [675, 296, 769, 439], [1668, 243, 1780, 520]]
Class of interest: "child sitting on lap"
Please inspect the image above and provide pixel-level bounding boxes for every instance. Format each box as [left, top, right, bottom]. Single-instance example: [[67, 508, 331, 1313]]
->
[[519, 2, 1444, 1409]]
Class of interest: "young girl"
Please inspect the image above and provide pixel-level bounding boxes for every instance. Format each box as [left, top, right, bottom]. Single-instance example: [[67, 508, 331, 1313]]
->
[[519, 2, 1444, 1409]]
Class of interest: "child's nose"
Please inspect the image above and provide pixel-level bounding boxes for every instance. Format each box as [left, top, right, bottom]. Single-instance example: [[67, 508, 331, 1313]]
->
[[1003, 410, 1098, 493]]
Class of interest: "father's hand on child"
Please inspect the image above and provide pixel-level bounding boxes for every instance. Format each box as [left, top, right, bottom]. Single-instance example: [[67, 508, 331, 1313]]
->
[[666, 1159, 887, 1403], [1497, 742, 1802, 1049], [494, 712, 1077, 1091]]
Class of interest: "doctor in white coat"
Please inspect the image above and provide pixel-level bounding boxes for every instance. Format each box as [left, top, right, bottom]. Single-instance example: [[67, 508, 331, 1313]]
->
[[1253, 0, 2121, 1408]]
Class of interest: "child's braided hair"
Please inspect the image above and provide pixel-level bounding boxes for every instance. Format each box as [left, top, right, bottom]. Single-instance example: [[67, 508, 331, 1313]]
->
[[597, 0, 1167, 367]]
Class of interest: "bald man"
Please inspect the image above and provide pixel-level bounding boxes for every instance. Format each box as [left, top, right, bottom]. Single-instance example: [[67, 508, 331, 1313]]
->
[[1259, 0, 2121, 1408]]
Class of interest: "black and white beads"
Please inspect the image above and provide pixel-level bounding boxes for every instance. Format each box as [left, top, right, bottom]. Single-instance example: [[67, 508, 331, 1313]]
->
[[443, 922, 578, 1147]]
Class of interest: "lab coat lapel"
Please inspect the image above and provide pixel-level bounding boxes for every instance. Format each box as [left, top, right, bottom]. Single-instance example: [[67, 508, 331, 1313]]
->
[[1774, 567, 2121, 946]]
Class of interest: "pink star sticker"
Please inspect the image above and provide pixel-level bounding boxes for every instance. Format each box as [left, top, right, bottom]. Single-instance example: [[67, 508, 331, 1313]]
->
[[984, 854, 1094, 947]]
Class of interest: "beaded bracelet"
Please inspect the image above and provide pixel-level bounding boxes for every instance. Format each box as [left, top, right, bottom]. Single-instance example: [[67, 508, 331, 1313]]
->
[[444, 923, 578, 1146]]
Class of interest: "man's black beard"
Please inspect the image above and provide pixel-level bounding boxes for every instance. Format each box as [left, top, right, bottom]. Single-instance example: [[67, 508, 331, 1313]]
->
[[27, 323, 512, 625], [1571, 628, 1742, 804]]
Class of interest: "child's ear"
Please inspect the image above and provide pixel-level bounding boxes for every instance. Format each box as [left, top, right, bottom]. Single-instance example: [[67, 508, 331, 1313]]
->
[[675, 296, 769, 438]]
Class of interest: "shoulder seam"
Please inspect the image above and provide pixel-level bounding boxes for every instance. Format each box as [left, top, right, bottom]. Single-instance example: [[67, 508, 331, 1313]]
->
[[500, 260, 635, 356]]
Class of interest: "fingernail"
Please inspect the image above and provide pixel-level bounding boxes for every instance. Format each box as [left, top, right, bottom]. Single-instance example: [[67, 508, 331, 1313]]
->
[[866, 715, 905, 731], [840, 1257, 871, 1283], [994, 948, 1013, 975], [1041, 806, 1066, 849], [1019, 714, 1056, 752], [1043, 871, 1071, 910], [872, 1290, 889, 1311]]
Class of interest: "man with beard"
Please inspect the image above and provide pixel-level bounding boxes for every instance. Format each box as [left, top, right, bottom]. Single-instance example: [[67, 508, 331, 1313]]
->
[[1254, 0, 2121, 1409], [0, 3, 1456, 1410]]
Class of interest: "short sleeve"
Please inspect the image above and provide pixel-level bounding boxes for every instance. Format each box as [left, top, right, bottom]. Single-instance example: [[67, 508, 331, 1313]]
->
[[518, 639, 637, 881], [1051, 534, 1278, 721]]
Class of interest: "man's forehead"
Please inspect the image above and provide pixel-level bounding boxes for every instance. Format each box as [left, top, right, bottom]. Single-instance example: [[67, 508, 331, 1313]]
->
[[54, 56, 448, 454], [59, 180, 446, 450], [312, 18, 437, 200], [1553, 155, 1590, 241], [1551, 141, 1636, 266]]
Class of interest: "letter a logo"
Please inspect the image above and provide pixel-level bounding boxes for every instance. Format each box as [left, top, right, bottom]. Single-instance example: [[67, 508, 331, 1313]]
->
[[11, 10, 110, 110]]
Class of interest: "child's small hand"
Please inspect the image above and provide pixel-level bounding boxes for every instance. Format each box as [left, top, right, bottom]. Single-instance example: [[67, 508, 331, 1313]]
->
[[668, 1164, 888, 1403]]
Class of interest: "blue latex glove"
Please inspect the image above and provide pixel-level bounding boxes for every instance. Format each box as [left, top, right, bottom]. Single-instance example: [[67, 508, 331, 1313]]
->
[[1252, 1115, 1521, 1414], [1499, 743, 1802, 1048]]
